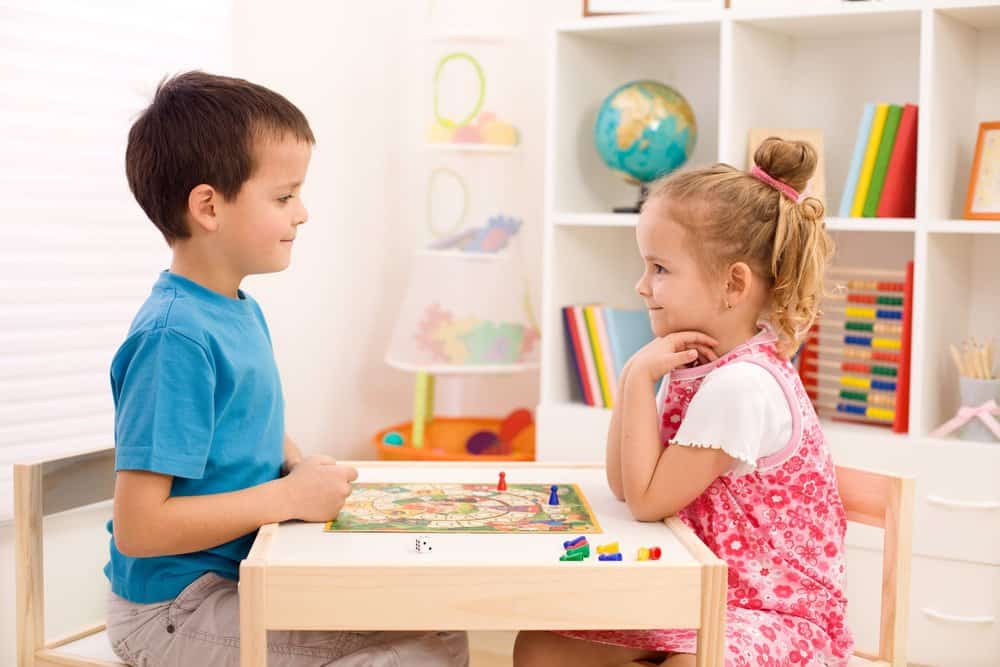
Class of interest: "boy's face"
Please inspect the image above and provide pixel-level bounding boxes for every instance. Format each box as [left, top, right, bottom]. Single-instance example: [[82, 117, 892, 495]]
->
[[216, 135, 312, 276]]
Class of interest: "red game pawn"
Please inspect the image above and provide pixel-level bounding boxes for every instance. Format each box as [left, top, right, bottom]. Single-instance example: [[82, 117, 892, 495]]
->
[[497, 471, 507, 491]]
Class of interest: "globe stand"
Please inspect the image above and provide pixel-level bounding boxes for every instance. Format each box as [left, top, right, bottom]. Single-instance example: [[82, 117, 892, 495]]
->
[[612, 182, 650, 214]]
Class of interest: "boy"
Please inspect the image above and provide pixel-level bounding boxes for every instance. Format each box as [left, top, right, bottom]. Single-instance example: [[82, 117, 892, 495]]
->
[[105, 71, 468, 666]]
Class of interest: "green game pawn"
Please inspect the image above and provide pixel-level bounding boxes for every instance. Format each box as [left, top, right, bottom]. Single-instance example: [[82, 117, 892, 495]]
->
[[565, 545, 590, 559], [559, 551, 586, 562]]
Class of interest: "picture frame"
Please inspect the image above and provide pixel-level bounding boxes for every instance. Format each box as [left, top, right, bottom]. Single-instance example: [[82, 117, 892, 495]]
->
[[964, 121, 1000, 221], [583, 0, 726, 16], [747, 128, 827, 209]]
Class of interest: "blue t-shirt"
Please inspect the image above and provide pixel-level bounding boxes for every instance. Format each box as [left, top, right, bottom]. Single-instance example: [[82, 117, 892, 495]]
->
[[104, 271, 285, 603]]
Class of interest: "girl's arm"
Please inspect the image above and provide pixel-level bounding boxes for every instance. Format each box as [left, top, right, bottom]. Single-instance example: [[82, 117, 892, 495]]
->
[[620, 369, 734, 521], [605, 359, 633, 500]]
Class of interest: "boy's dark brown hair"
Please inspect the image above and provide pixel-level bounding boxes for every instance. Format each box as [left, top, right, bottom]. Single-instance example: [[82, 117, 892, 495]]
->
[[125, 71, 315, 244]]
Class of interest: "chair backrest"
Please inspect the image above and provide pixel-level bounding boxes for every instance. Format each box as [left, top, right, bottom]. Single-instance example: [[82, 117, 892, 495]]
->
[[14, 447, 115, 667], [835, 464, 915, 667]]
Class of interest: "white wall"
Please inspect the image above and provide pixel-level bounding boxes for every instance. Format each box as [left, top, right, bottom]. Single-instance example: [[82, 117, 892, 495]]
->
[[2, 2, 578, 663], [235, 0, 578, 460]]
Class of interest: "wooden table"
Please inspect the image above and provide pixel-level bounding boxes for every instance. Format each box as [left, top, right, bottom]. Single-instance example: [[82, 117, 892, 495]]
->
[[239, 462, 726, 666]]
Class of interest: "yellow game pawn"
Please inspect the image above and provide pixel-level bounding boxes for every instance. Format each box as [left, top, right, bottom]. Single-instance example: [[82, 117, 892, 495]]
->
[[637, 547, 650, 561], [597, 541, 619, 555]]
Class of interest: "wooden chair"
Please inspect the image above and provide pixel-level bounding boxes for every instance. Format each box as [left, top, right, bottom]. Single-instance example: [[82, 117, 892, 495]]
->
[[837, 465, 914, 667], [14, 447, 126, 667]]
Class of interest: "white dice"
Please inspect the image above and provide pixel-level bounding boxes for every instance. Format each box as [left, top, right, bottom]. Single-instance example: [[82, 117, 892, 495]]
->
[[414, 536, 432, 553]]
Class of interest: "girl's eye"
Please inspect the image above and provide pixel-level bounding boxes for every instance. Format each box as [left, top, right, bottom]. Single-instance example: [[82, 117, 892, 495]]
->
[[654, 264, 667, 274], [278, 195, 294, 204]]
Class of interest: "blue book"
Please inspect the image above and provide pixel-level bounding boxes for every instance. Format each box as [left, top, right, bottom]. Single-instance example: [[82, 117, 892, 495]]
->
[[603, 308, 654, 379], [839, 103, 876, 217]]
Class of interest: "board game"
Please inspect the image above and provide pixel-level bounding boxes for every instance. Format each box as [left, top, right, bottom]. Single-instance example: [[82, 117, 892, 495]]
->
[[324, 482, 601, 533]]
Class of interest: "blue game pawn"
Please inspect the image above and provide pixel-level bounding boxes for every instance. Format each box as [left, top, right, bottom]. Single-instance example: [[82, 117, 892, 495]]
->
[[548, 484, 559, 506]]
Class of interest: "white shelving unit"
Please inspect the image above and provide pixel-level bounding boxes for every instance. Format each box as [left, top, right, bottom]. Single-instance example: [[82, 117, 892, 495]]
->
[[538, 3, 1000, 664]]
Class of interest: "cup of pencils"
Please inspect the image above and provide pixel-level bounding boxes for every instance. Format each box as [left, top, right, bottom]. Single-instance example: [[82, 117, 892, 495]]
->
[[949, 339, 998, 442]]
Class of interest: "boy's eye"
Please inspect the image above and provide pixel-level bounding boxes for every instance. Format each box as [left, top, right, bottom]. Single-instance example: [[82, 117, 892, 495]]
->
[[278, 195, 294, 203], [654, 264, 667, 274]]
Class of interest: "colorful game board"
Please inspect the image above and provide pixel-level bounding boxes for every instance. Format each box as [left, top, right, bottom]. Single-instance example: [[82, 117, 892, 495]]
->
[[324, 482, 601, 533]]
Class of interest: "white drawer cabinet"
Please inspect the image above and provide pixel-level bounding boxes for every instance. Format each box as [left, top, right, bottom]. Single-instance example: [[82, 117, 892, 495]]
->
[[832, 438, 1000, 565], [846, 548, 999, 667]]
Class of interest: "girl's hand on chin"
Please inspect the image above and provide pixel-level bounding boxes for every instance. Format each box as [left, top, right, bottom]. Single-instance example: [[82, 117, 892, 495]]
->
[[630, 330, 719, 383]]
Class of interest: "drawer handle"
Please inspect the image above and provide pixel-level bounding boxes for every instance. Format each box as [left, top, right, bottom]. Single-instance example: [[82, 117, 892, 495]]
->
[[926, 495, 1000, 511], [922, 608, 995, 625]]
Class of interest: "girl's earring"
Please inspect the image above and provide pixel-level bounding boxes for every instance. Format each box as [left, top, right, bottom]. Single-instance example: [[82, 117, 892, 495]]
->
[[724, 298, 732, 310]]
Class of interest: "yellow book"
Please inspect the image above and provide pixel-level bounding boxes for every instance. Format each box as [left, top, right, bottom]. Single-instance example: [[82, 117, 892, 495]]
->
[[851, 103, 889, 217], [583, 305, 613, 408]]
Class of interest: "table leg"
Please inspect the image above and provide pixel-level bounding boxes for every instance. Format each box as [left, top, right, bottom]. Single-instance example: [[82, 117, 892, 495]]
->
[[239, 562, 267, 667], [696, 558, 726, 667]]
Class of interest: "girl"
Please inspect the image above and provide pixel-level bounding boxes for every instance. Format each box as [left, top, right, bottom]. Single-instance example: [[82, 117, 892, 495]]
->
[[515, 138, 854, 667]]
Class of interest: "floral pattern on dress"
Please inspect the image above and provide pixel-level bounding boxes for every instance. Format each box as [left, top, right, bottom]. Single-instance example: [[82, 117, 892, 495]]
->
[[558, 326, 854, 666]]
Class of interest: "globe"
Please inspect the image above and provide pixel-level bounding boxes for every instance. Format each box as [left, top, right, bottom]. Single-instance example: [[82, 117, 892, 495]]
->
[[593, 80, 697, 210]]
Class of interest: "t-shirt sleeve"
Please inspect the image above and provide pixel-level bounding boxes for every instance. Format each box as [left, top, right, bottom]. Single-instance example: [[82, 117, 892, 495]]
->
[[111, 328, 215, 479], [671, 362, 791, 476]]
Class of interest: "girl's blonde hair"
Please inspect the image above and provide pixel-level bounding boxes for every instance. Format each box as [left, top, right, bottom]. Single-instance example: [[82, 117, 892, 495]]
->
[[648, 136, 833, 357]]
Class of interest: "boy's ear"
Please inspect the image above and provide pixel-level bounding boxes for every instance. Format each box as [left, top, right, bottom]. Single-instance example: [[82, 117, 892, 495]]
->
[[187, 184, 220, 233], [724, 262, 754, 306]]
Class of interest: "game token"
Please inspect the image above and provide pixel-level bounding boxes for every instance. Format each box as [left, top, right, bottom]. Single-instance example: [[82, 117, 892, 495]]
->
[[597, 541, 619, 555]]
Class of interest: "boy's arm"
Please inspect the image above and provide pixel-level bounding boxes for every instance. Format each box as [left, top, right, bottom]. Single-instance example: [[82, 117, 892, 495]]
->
[[112, 470, 295, 558], [282, 433, 304, 475], [620, 370, 733, 522], [113, 458, 357, 558]]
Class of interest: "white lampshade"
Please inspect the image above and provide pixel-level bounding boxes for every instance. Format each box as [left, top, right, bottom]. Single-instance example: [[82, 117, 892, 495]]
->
[[385, 249, 539, 375]]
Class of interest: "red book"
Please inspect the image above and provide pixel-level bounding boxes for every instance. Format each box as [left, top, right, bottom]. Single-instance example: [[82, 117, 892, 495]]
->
[[893, 261, 914, 434], [562, 306, 595, 406], [876, 104, 918, 218]]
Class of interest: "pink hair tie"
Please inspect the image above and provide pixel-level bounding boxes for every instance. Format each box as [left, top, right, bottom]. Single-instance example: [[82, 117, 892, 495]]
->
[[751, 165, 805, 203]]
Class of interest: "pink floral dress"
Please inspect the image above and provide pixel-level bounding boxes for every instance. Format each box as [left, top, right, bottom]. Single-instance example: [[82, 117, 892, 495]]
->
[[559, 325, 855, 666]]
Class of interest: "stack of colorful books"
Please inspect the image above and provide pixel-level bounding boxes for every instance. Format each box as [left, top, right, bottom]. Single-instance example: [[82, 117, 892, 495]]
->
[[838, 103, 919, 219], [561, 305, 654, 408]]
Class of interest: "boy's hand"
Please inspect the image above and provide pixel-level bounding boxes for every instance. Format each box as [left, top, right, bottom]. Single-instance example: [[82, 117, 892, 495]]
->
[[630, 331, 719, 384], [282, 457, 359, 522]]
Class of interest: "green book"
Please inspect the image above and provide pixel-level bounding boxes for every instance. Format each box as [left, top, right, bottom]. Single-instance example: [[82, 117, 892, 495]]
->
[[863, 104, 903, 217]]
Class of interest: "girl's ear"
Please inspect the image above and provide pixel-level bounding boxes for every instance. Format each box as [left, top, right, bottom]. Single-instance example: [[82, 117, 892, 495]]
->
[[724, 262, 755, 308]]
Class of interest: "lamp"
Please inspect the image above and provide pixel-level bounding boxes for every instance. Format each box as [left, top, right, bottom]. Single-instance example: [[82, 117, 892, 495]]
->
[[382, 245, 539, 458]]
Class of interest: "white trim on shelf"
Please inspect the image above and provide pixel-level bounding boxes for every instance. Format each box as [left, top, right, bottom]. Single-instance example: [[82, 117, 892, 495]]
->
[[553, 212, 639, 228], [426, 31, 508, 43], [825, 217, 918, 233], [385, 359, 539, 375], [925, 219, 1000, 234], [424, 143, 518, 153]]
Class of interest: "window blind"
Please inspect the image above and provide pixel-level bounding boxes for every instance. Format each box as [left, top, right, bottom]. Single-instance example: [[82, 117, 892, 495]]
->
[[0, 0, 232, 517]]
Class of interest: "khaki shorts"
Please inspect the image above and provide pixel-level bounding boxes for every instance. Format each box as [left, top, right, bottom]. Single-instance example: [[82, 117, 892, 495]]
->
[[106, 573, 469, 666]]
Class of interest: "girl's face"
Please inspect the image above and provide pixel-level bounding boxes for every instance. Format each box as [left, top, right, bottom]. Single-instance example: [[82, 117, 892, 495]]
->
[[635, 196, 721, 339]]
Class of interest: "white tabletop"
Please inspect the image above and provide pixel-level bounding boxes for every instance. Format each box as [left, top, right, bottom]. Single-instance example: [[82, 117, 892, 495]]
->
[[265, 464, 696, 568]]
